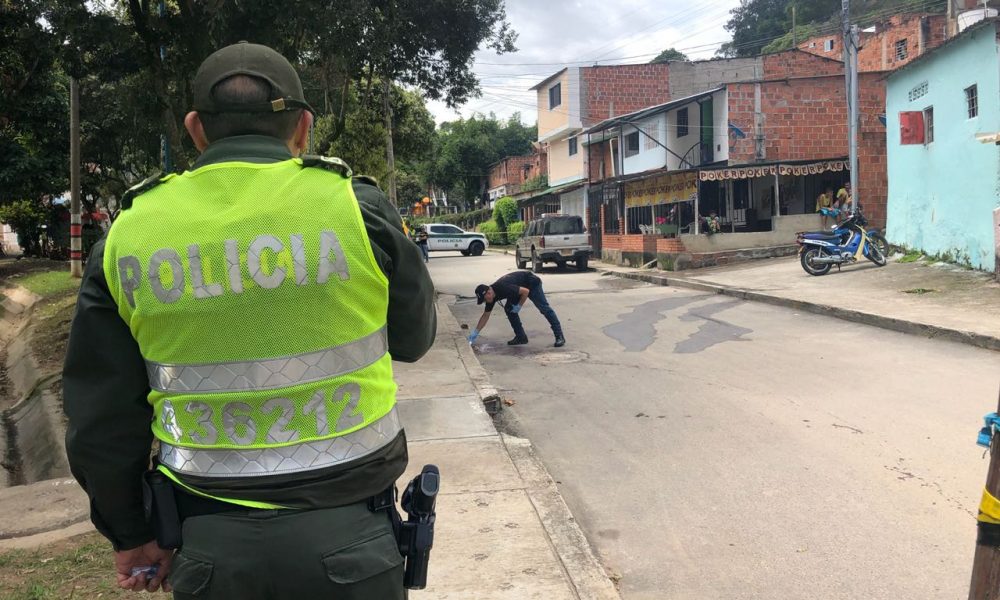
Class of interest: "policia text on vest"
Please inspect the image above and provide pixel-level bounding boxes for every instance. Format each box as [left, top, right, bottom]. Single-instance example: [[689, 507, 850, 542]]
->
[[62, 42, 437, 598], [116, 229, 352, 306]]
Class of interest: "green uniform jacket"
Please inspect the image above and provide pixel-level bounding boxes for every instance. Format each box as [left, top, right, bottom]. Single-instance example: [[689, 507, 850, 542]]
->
[[63, 136, 436, 550]]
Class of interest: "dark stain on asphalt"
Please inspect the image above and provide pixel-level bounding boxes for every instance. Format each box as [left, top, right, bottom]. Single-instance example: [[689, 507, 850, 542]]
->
[[602, 295, 703, 352], [674, 300, 753, 354]]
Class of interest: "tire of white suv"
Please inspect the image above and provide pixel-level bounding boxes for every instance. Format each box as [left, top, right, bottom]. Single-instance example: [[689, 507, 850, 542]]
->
[[469, 241, 485, 256]]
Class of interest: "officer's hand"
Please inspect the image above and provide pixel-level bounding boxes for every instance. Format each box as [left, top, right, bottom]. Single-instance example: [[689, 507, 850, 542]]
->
[[114, 540, 174, 593], [467, 329, 480, 344], [510, 304, 522, 314]]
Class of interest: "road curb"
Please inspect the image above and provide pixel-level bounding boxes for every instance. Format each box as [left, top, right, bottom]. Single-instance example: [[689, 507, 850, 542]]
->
[[600, 267, 1000, 352], [436, 295, 503, 413], [436, 295, 621, 599], [502, 435, 621, 600]]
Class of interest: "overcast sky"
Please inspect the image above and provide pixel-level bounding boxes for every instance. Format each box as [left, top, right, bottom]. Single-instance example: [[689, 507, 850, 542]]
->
[[426, 0, 741, 125]]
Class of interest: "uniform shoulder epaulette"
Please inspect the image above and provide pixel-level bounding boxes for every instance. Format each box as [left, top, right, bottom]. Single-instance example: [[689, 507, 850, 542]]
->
[[300, 155, 353, 178], [120, 172, 166, 211], [352, 174, 381, 189]]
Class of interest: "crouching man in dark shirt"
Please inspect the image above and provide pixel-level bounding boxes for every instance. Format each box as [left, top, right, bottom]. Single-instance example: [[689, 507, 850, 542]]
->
[[468, 271, 565, 347]]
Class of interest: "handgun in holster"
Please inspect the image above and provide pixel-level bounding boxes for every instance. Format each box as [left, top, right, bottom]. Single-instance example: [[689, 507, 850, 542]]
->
[[398, 464, 440, 590], [141, 470, 183, 550]]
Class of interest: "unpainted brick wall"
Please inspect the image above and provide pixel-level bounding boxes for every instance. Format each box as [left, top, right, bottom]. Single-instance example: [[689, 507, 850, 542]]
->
[[580, 64, 671, 128], [798, 14, 948, 73], [725, 71, 888, 228]]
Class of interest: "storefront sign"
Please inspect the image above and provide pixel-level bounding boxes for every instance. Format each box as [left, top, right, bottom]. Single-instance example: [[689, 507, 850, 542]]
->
[[624, 172, 698, 207]]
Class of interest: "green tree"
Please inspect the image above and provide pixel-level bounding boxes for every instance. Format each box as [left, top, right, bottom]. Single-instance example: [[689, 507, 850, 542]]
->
[[0, 1, 70, 207], [719, 0, 790, 58], [427, 114, 535, 210], [650, 48, 688, 63]]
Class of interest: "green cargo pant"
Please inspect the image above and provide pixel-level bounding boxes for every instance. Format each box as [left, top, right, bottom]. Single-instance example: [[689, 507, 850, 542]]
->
[[169, 501, 405, 599]]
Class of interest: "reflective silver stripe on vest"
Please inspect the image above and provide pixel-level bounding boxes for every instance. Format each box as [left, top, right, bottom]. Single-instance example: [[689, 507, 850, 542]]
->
[[158, 406, 401, 477], [146, 328, 387, 394]]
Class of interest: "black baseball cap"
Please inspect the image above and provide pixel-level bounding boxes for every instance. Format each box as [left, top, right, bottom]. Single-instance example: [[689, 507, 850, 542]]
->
[[193, 41, 315, 115], [475, 284, 490, 304]]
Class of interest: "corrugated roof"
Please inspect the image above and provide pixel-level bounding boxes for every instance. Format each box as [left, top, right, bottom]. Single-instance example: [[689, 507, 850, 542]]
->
[[582, 87, 724, 135]]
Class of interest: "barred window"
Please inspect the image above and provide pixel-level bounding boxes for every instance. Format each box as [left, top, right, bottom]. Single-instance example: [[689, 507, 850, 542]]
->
[[895, 39, 908, 62], [966, 85, 979, 119], [677, 108, 689, 138]]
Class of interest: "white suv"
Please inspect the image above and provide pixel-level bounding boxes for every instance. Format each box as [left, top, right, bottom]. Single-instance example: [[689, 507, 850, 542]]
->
[[423, 223, 489, 256]]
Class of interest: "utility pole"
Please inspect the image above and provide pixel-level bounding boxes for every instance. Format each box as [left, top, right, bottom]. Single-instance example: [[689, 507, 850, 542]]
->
[[970, 387, 1000, 599], [382, 80, 398, 207], [792, 5, 797, 48], [842, 0, 860, 208], [159, 0, 172, 173], [69, 77, 83, 278]]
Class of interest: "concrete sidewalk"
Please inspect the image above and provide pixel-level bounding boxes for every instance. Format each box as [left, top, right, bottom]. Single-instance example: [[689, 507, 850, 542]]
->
[[395, 297, 619, 599], [598, 255, 1000, 351], [0, 291, 619, 599]]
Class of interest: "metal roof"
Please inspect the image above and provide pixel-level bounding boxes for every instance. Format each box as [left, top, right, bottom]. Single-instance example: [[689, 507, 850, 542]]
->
[[582, 87, 724, 135]]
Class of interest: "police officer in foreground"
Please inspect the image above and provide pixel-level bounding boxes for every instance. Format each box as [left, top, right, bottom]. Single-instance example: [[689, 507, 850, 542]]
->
[[63, 42, 435, 599]]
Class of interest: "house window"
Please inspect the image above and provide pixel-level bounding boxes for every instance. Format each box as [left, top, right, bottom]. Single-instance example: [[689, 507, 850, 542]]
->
[[677, 108, 689, 138], [624, 131, 640, 158], [923, 106, 934, 144], [966, 84, 979, 119], [549, 83, 561, 109], [644, 122, 660, 150], [908, 81, 929, 102], [895, 39, 908, 61], [568, 137, 578, 156], [824, 39, 835, 52]]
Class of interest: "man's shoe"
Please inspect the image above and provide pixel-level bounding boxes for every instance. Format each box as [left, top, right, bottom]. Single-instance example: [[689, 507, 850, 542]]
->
[[507, 336, 529, 346], [554, 335, 566, 348]]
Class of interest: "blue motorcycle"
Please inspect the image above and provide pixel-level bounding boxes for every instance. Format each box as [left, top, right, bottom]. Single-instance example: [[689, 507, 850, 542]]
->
[[796, 208, 888, 276]]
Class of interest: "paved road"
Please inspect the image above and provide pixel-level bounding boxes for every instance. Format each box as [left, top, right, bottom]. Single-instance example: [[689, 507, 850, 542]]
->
[[430, 251, 1000, 600]]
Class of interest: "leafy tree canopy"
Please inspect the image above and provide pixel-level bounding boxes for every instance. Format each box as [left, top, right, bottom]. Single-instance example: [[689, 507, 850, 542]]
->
[[650, 48, 688, 63]]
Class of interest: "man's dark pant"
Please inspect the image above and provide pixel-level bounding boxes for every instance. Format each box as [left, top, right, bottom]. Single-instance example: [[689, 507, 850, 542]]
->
[[505, 278, 562, 340], [169, 500, 404, 600]]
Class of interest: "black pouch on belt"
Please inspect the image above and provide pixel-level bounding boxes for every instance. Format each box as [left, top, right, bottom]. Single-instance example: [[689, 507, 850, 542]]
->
[[141, 470, 183, 550]]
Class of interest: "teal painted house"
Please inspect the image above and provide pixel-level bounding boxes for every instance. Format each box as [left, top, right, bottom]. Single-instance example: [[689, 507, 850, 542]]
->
[[886, 18, 1000, 272]]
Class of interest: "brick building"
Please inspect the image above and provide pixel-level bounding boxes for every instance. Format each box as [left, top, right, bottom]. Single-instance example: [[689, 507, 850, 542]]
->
[[583, 50, 888, 270], [487, 152, 547, 204], [798, 13, 948, 72]]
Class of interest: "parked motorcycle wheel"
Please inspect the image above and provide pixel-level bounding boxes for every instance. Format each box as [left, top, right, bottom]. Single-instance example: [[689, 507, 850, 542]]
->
[[867, 233, 888, 266], [800, 247, 832, 276]]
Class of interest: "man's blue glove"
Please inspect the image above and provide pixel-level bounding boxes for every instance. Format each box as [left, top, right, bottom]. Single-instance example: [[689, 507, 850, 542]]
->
[[467, 329, 480, 343], [510, 304, 522, 314]]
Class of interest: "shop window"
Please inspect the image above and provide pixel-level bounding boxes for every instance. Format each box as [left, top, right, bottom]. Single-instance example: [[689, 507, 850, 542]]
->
[[624, 131, 640, 158], [966, 84, 979, 119]]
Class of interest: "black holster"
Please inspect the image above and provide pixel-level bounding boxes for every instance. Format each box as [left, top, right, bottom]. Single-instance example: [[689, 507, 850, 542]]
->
[[141, 470, 183, 550], [399, 465, 439, 590]]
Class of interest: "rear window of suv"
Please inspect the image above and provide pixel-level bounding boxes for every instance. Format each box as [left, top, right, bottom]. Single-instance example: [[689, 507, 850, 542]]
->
[[543, 217, 583, 235]]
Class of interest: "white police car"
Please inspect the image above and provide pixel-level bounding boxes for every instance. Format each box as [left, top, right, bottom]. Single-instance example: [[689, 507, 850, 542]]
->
[[423, 223, 488, 256]]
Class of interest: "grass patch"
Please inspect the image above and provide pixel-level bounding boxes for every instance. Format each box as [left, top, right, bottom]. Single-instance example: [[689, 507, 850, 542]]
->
[[0, 532, 139, 599], [14, 270, 79, 298], [898, 250, 923, 263], [30, 291, 78, 372]]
